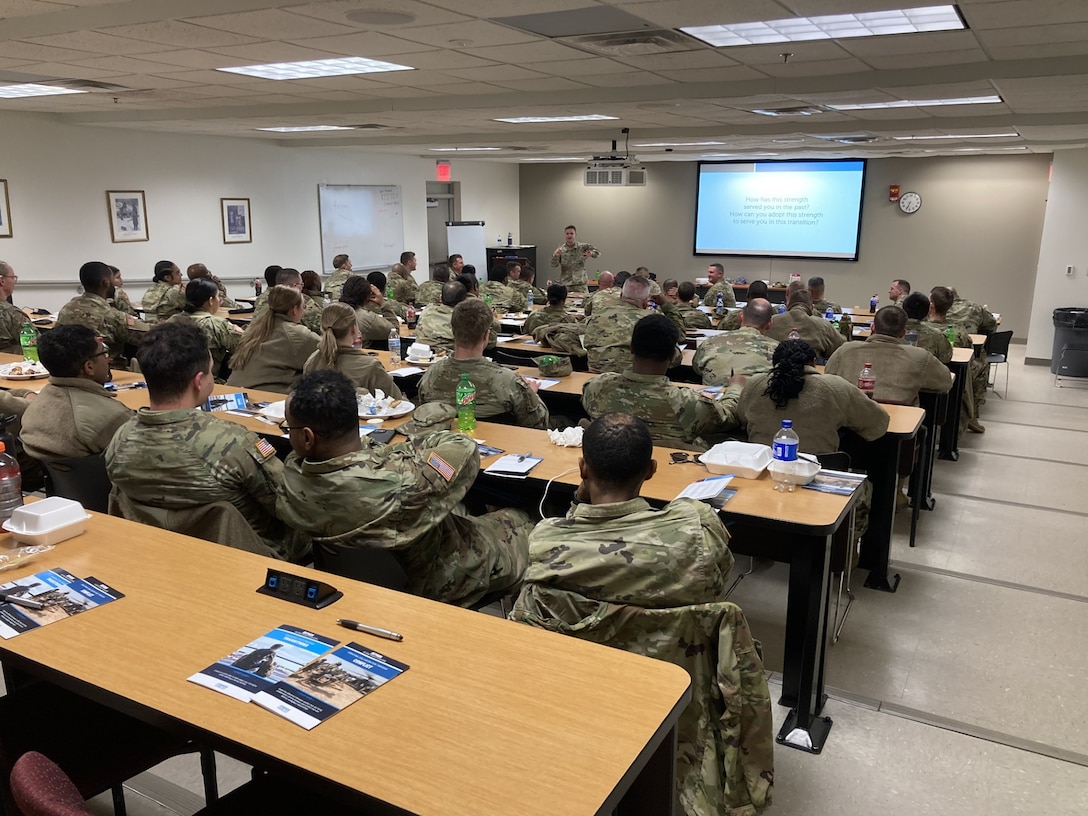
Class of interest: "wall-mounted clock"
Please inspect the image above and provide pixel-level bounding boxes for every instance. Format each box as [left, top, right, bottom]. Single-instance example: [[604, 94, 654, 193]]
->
[[898, 191, 922, 214]]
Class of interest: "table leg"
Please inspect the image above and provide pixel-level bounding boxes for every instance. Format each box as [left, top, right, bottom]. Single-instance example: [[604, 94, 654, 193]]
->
[[776, 532, 833, 754], [860, 434, 902, 593], [939, 361, 967, 461], [915, 392, 943, 512], [614, 725, 678, 816]]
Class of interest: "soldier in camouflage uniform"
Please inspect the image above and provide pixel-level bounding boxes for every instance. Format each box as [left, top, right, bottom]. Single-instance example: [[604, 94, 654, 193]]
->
[[108, 266, 136, 316], [825, 306, 952, 406], [277, 371, 532, 607], [700, 263, 737, 309], [584, 277, 685, 373], [946, 288, 997, 335], [519, 265, 548, 303], [580, 270, 616, 317], [766, 290, 845, 359], [168, 278, 243, 381], [415, 266, 448, 307], [888, 278, 911, 307], [187, 263, 237, 309], [57, 261, 147, 367], [510, 413, 774, 816], [693, 299, 779, 385], [141, 260, 186, 322], [392, 255, 419, 304], [324, 254, 354, 301], [675, 281, 712, 330], [634, 266, 662, 297], [480, 265, 529, 313], [522, 284, 580, 335], [928, 286, 983, 433], [254, 268, 322, 335], [902, 292, 951, 363], [549, 225, 599, 293], [0, 261, 33, 354], [808, 276, 852, 341], [418, 299, 549, 429], [582, 315, 740, 450], [106, 322, 305, 561]]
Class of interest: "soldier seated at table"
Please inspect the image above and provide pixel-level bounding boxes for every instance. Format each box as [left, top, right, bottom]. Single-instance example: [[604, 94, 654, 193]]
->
[[480, 265, 529, 314], [765, 290, 844, 360], [583, 276, 684, 374], [57, 261, 148, 368], [106, 322, 306, 561], [20, 324, 133, 461], [509, 413, 774, 816], [901, 292, 951, 364], [418, 298, 548, 429], [522, 284, 579, 335], [276, 370, 532, 608], [693, 299, 779, 387], [582, 314, 739, 451], [673, 281, 711, 330], [808, 276, 852, 340], [303, 302, 402, 398], [824, 306, 952, 407]]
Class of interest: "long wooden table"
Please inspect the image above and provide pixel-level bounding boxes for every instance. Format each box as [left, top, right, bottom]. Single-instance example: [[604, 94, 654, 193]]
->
[[471, 422, 856, 753], [0, 515, 691, 815]]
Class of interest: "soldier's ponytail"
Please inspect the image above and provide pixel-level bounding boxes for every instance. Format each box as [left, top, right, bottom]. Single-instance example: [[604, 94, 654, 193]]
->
[[763, 339, 816, 408]]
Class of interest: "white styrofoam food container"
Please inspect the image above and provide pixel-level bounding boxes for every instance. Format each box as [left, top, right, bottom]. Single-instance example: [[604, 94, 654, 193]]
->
[[767, 457, 822, 485], [3, 497, 91, 547], [701, 441, 773, 479]]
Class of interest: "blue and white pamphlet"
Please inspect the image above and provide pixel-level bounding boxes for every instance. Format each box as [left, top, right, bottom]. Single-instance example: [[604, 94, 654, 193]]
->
[[253, 642, 409, 730], [0, 568, 124, 639], [188, 624, 340, 703]]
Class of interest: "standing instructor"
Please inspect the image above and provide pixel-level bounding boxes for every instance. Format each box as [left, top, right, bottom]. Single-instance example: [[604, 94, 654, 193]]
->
[[549, 225, 599, 293]]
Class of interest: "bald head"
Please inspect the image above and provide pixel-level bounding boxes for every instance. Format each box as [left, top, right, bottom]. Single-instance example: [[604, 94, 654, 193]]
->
[[621, 276, 651, 307], [741, 298, 773, 331], [598, 271, 615, 290], [187, 263, 209, 281]]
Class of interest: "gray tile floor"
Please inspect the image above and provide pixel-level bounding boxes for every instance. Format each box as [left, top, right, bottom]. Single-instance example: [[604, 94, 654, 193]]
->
[[82, 345, 1088, 814]]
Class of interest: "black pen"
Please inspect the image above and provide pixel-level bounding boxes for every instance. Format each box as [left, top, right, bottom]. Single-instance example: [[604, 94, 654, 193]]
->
[[0, 592, 44, 610], [337, 619, 403, 642]]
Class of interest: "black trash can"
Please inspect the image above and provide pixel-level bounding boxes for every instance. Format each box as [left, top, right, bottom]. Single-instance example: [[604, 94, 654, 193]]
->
[[1051, 307, 1088, 375]]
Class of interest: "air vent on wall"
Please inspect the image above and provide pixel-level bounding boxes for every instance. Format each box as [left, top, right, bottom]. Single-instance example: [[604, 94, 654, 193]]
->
[[585, 167, 647, 187]]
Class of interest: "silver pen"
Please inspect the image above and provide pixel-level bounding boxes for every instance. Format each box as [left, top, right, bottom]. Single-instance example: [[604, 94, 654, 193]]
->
[[337, 618, 403, 642], [0, 592, 45, 610]]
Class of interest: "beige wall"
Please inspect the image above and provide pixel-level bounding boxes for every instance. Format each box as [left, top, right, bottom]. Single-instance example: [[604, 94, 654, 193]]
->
[[520, 154, 1051, 338], [1, 112, 519, 312]]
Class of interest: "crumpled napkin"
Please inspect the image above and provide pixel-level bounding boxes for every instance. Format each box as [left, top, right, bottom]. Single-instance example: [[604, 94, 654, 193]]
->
[[548, 426, 584, 447]]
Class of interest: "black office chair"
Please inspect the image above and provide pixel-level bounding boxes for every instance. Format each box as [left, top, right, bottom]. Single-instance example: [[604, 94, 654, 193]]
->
[[984, 330, 1013, 398], [312, 540, 409, 591], [42, 454, 112, 514]]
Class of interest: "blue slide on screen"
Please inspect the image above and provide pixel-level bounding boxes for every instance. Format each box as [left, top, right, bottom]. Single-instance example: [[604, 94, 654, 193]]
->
[[694, 160, 866, 261]]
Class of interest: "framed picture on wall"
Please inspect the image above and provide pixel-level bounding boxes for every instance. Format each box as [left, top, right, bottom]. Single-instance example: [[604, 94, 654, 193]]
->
[[221, 197, 252, 244], [0, 180, 12, 238], [106, 190, 149, 242]]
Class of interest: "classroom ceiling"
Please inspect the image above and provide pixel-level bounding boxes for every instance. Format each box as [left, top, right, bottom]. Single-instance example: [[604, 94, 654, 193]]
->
[[1, 0, 1087, 162]]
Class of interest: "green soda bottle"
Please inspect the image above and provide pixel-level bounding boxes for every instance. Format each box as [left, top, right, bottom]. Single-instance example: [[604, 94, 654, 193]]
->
[[945, 325, 955, 347], [19, 322, 38, 362], [386, 283, 395, 301], [455, 373, 476, 434]]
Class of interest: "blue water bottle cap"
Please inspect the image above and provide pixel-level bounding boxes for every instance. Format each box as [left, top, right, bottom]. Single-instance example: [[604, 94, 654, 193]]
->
[[781, 419, 792, 428]]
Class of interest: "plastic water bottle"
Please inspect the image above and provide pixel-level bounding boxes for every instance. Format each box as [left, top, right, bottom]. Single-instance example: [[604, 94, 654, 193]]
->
[[456, 373, 476, 434], [0, 441, 23, 523], [254, 278, 263, 296], [788, 329, 801, 340], [387, 326, 401, 365], [526, 289, 534, 308], [507, 232, 513, 246], [497, 234, 503, 245], [19, 322, 38, 362], [825, 305, 835, 321], [406, 302, 416, 329], [771, 420, 800, 493], [716, 292, 725, 316], [649, 300, 658, 311], [858, 362, 875, 399], [484, 293, 493, 309], [905, 330, 918, 346], [870, 294, 879, 311], [323, 291, 331, 307], [777, 302, 786, 314]]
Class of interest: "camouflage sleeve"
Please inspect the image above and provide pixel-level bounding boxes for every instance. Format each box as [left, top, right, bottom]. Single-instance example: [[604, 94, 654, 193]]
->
[[550, 251, 561, 267], [357, 308, 394, 341], [237, 434, 285, 517], [659, 302, 687, 339], [579, 373, 612, 420], [0, 306, 27, 347], [104, 306, 145, 348], [689, 499, 735, 580], [513, 375, 550, 430], [979, 307, 997, 335], [583, 243, 600, 259], [690, 385, 742, 437], [382, 431, 479, 527], [508, 287, 528, 313]]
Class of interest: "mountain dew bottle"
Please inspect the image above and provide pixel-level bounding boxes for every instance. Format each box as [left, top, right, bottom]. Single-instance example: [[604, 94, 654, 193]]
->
[[456, 373, 476, 434]]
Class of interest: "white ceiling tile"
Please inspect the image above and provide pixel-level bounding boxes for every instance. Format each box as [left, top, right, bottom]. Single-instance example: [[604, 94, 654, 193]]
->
[[0, 41, 93, 61], [96, 73, 197, 90], [976, 21, 1088, 46], [615, 49, 739, 71], [532, 57, 636, 77], [290, 31, 436, 57], [490, 76, 591, 92], [65, 54, 196, 73], [855, 48, 989, 71], [963, 0, 1088, 29], [151, 68, 267, 85], [7, 60, 127, 79], [167, 84, 259, 99], [97, 21, 262, 49], [835, 30, 980, 57], [426, 80, 508, 95], [205, 42, 346, 63], [378, 49, 497, 71], [356, 86, 439, 98], [127, 49, 256, 70], [362, 68, 471, 87], [446, 64, 549, 82], [287, 0, 473, 28], [464, 39, 594, 64], [180, 9, 356, 40], [652, 65, 771, 83], [615, 0, 796, 28], [412, 0, 590, 15], [718, 40, 854, 66], [0, 0, 73, 18], [985, 41, 1088, 60], [573, 70, 677, 87], [20, 29, 163, 54], [757, 57, 876, 77], [389, 20, 541, 48]]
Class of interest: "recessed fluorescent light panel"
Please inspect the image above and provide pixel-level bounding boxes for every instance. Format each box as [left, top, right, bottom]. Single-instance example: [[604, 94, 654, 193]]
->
[[829, 95, 1001, 111], [494, 114, 619, 123], [893, 131, 1019, 140], [220, 57, 413, 80], [634, 141, 726, 147], [0, 83, 87, 98], [255, 125, 355, 132], [429, 147, 503, 152], [682, 4, 964, 47]]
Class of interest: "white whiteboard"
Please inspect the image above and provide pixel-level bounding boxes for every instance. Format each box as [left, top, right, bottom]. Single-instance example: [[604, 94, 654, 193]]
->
[[318, 184, 404, 272]]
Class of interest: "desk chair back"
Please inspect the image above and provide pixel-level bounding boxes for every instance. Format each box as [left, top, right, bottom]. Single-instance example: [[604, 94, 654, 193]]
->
[[984, 330, 1013, 398], [312, 540, 409, 591], [10, 752, 92, 816], [42, 454, 111, 514]]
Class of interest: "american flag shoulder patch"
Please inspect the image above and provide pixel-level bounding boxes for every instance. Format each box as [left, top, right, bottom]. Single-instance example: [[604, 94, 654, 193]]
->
[[427, 452, 456, 482], [255, 439, 276, 459]]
